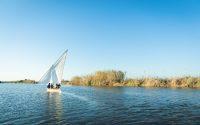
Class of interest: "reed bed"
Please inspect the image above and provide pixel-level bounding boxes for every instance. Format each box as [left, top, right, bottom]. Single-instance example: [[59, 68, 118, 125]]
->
[[69, 70, 200, 88]]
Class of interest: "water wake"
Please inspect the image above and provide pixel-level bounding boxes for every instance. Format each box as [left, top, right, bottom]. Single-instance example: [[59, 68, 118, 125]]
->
[[62, 92, 96, 105]]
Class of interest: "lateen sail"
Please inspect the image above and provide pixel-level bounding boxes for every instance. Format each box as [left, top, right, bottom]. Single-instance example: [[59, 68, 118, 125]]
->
[[39, 50, 67, 85]]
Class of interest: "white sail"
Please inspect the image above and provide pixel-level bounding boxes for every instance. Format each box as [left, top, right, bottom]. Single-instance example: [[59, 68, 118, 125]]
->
[[51, 68, 59, 84], [39, 50, 67, 85], [39, 68, 52, 84]]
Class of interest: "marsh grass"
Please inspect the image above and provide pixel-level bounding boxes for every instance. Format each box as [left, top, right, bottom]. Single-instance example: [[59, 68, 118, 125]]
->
[[69, 70, 200, 88], [70, 70, 125, 86]]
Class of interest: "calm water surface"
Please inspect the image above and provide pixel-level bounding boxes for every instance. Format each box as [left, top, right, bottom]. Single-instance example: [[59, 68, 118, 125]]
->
[[0, 83, 199, 125]]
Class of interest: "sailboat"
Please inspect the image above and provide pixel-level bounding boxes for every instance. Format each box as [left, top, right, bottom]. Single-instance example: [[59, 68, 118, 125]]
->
[[39, 50, 68, 93]]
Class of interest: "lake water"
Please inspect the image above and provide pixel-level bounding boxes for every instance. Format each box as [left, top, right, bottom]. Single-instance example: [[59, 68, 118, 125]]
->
[[0, 84, 199, 125]]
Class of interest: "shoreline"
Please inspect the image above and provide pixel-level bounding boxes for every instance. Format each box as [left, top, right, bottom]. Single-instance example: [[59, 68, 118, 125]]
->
[[0, 79, 37, 84], [1, 70, 200, 89], [1, 82, 200, 89], [1, 80, 200, 89], [65, 82, 200, 89]]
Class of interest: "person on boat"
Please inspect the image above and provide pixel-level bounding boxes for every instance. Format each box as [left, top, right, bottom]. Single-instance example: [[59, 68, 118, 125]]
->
[[56, 84, 61, 89], [47, 83, 51, 89], [51, 84, 54, 88]]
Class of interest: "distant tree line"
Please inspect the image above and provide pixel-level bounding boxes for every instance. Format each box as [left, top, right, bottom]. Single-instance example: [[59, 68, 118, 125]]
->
[[1, 79, 36, 84]]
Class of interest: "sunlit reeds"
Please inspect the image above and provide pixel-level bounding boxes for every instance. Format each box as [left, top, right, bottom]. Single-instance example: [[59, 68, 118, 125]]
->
[[69, 70, 200, 88]]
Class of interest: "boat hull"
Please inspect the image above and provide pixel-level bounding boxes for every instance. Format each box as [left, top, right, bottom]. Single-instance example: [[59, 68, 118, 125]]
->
[[47, 88, 61, 93]]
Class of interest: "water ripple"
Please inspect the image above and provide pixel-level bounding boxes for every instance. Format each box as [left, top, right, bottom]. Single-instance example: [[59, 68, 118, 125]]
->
[[0, 84, 199, 125]]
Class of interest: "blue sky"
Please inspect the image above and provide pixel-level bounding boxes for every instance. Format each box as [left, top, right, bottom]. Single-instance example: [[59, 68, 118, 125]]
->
[[0, 0, 200, 81]]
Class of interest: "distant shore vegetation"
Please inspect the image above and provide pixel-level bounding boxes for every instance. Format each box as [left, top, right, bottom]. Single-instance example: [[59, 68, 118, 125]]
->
[[1, 79, 36, 84], [1, 70, 200, 88], [68, 70, 200, 88]]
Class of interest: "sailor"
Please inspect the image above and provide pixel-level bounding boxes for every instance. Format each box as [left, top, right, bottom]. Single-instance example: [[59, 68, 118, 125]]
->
[[47, 83, 51, 88], [56, 84, 61, 89], [51, 84, 54, 88]]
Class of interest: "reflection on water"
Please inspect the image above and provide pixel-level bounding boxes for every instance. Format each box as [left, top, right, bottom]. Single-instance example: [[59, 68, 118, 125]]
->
[[45, 92, 63, 124], [0, 84, 200, 125]]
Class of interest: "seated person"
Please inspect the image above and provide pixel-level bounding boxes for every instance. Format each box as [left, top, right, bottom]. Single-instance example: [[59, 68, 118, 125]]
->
[[56, 84, 61, 89], [51, 84, 54, 88], [47, 83, 51, 88]]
